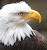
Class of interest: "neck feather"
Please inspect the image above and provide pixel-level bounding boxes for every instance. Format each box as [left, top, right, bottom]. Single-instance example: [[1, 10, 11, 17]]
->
[[0, 23, 34, 46]]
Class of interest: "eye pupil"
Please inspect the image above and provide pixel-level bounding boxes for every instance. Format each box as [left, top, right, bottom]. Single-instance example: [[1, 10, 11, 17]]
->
[[20, 13, 23, 15], [19, 12, 23, 15]]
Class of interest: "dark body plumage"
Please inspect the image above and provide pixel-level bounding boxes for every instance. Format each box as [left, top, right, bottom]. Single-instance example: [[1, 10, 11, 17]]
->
[[0, 30, 47, 50]]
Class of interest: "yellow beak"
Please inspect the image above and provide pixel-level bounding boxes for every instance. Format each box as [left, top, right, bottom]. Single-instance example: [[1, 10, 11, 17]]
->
[[21, 9, 41, 23]]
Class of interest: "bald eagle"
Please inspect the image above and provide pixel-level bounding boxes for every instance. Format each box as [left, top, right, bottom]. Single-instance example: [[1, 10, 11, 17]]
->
[[0, 1, 47, 50]]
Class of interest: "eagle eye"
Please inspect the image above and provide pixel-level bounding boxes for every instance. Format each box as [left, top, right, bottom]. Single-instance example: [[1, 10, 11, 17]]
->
[[18, 12, 24, 16]]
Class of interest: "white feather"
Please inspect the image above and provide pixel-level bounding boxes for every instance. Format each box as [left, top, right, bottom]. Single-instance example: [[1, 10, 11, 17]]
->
[[0, 1, 35, 46]]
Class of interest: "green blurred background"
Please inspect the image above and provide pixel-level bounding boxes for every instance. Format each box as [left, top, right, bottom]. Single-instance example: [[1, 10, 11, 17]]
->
[[0, 0, 47, 38]]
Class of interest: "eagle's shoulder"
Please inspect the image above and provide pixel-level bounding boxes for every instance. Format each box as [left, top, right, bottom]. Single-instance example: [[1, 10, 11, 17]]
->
[[0, 30, 47, 50]]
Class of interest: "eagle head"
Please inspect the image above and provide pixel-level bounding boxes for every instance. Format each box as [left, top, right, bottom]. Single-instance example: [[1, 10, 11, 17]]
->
[[0, 1, 41, 46]]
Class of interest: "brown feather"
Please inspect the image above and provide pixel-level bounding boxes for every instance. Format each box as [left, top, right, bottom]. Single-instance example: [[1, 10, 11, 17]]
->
[[0, 30, 47, 50]]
